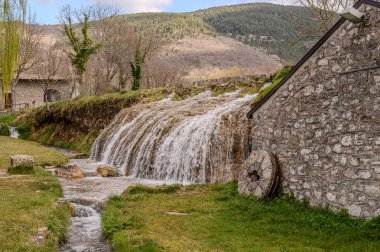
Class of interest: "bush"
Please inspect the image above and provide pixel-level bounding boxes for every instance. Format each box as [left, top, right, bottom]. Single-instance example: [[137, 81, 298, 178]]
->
[[0, 124, 10, 136], [16, 124, 31, 140]]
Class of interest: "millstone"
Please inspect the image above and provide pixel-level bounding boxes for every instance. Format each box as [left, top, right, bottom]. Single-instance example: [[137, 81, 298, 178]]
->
[[238, 150, 279, 199]]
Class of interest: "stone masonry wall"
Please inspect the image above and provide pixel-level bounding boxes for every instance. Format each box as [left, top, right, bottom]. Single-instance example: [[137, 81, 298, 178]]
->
[[0, 80, 71, 110], [250, 4, 380, 219]]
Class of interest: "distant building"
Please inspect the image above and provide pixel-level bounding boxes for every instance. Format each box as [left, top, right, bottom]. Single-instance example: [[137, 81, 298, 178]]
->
[[247, 0, 380, 219], [0, 73, 71, 111]]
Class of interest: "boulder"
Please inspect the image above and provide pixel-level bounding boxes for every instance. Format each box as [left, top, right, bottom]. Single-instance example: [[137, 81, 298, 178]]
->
[[10, 155, 34, 168], [55, 163, 84, 179], [97, 165, 119, 177]]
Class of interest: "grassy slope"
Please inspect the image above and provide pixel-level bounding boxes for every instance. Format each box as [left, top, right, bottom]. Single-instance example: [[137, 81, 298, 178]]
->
[[0, 137, 71, 251], [0, 136, 67, 169], [14, 81, 263, 154], [102, 183, 380, 252]]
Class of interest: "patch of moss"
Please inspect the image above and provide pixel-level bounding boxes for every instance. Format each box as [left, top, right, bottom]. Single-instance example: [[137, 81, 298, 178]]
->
[[250, 66, 293, 107]]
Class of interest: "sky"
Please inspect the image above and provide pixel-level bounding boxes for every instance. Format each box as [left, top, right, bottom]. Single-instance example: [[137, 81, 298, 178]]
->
[[29, 0, 296, 24]]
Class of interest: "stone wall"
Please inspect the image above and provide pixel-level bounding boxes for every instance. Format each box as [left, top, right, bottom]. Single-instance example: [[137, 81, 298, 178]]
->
[[0, 80, 71, 110], [250, 4, 380, 219]]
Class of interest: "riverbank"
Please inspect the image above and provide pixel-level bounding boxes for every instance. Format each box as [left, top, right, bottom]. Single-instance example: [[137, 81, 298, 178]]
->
[[102, 183, 380, 251], [0, 136, 71, 251]]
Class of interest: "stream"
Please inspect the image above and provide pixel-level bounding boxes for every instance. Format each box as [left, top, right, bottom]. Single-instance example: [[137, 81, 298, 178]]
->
[[57, 159, 170, 252]]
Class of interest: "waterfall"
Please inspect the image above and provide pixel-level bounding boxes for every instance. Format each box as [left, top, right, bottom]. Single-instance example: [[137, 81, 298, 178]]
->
[[9, 127, 19, 139], [91, 91, 256, 184]]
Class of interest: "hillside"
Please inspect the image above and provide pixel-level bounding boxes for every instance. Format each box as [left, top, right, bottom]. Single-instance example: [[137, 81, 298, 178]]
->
[[119, 3, 316, 62], [37, 3, 317, 83], [159, 36, 282, 81]]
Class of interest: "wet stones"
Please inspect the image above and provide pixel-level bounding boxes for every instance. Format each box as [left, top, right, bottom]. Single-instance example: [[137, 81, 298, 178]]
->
[[238, 150, 279, 199], [55, 163, 84, 179], [97, 165, 119, 177], [10, 155, 34, 168]]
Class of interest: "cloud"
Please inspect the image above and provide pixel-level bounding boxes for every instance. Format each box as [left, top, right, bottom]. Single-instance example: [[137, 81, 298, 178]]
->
[[35, 0, 56, 4], [95, 0, 173, 13]]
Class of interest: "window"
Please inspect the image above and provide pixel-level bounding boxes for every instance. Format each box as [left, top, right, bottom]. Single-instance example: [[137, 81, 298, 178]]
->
[[44, 89, 61, 102]]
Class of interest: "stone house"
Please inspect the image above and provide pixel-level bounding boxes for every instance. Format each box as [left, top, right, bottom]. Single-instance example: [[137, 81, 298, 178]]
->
[[247, 0, 380, 219], [0, 74, 71, 111]]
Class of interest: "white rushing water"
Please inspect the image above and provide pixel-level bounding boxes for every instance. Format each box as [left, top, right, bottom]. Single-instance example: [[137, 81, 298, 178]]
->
[[59, 159, 172, 252], [92, 91, 256, 183], [9, 127, 19, 139]]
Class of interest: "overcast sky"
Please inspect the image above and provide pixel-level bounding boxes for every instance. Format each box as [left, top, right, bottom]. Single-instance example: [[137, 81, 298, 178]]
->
[[30, 0, 297, 24]]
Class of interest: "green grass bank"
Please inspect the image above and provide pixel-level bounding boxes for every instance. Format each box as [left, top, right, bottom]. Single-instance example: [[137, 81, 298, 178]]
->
[[102, 183, 380, 252], [0, 136, 71, 251]]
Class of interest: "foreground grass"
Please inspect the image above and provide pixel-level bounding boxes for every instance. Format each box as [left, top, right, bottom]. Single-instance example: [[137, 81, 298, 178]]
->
[[102, 183, 380, 252], [0, 136, 71, 251], [0, 136, 67, 169]]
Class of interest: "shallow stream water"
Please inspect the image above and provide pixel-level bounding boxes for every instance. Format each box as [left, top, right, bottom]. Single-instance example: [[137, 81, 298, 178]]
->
[[58, 159, 170, 252]]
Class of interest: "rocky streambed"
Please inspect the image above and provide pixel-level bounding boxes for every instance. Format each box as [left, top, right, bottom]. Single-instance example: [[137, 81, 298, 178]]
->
[[55, 159, 170, 252]]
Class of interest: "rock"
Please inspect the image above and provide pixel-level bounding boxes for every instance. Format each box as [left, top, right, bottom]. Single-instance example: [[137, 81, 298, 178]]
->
[[341, 136, 352, 146], [10, 155, 34, 168], [55, 163, 84, 179], [97, 165, 119, 177], [348, 205, 362, 217]]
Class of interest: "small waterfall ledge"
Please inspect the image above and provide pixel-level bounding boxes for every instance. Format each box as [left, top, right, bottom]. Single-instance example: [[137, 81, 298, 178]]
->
[[92, 91, 256, 184], [9, 127, 19, 139]]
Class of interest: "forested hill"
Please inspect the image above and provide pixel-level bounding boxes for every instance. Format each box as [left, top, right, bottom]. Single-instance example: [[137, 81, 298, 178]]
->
[[120, 3, 317, 62]]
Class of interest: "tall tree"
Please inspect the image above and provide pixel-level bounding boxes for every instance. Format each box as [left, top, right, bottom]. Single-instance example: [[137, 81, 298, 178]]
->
[[0, 0, 28, 108], [59, 5, 101, 96]]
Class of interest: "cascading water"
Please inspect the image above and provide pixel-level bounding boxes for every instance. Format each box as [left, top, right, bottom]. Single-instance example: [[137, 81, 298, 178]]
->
[[92, 90, 256, 184], [9, 127, 19, 139]]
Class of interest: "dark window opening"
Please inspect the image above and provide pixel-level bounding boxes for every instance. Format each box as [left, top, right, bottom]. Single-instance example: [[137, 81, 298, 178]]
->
[[44, 89, 61, 102]]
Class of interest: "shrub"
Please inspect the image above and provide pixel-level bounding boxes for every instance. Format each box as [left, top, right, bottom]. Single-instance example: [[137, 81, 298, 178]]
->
[[0, 124, 10, 136]]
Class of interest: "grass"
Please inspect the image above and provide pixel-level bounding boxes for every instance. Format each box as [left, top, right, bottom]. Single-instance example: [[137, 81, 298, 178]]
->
[[251, 65, 292, 107], [0, 136, 71, 251], [0, 167, 71, 251], [0, 136, 67, 169], [0, 114, 17, 126], [102, 183, 380, 252]]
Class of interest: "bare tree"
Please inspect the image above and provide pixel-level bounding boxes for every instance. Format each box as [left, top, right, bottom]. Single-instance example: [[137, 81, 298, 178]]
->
[[35, 46, 65, 110], [299, 0, 354, 35], [84, 3, 120, 95], [10, 16, 42, 110], [143, 58, 183, 88]]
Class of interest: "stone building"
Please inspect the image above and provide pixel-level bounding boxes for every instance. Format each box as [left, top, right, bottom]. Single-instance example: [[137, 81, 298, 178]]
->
[[0, 74, 71, 111], [247, 0, 380, 219]]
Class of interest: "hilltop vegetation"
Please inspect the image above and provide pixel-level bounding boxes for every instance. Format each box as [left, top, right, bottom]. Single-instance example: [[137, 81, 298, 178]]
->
[[119, 3, 316, 62]]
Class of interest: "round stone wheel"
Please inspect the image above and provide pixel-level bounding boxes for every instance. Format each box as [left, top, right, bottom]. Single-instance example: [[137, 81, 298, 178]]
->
[[238, 150, 279, 199]]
